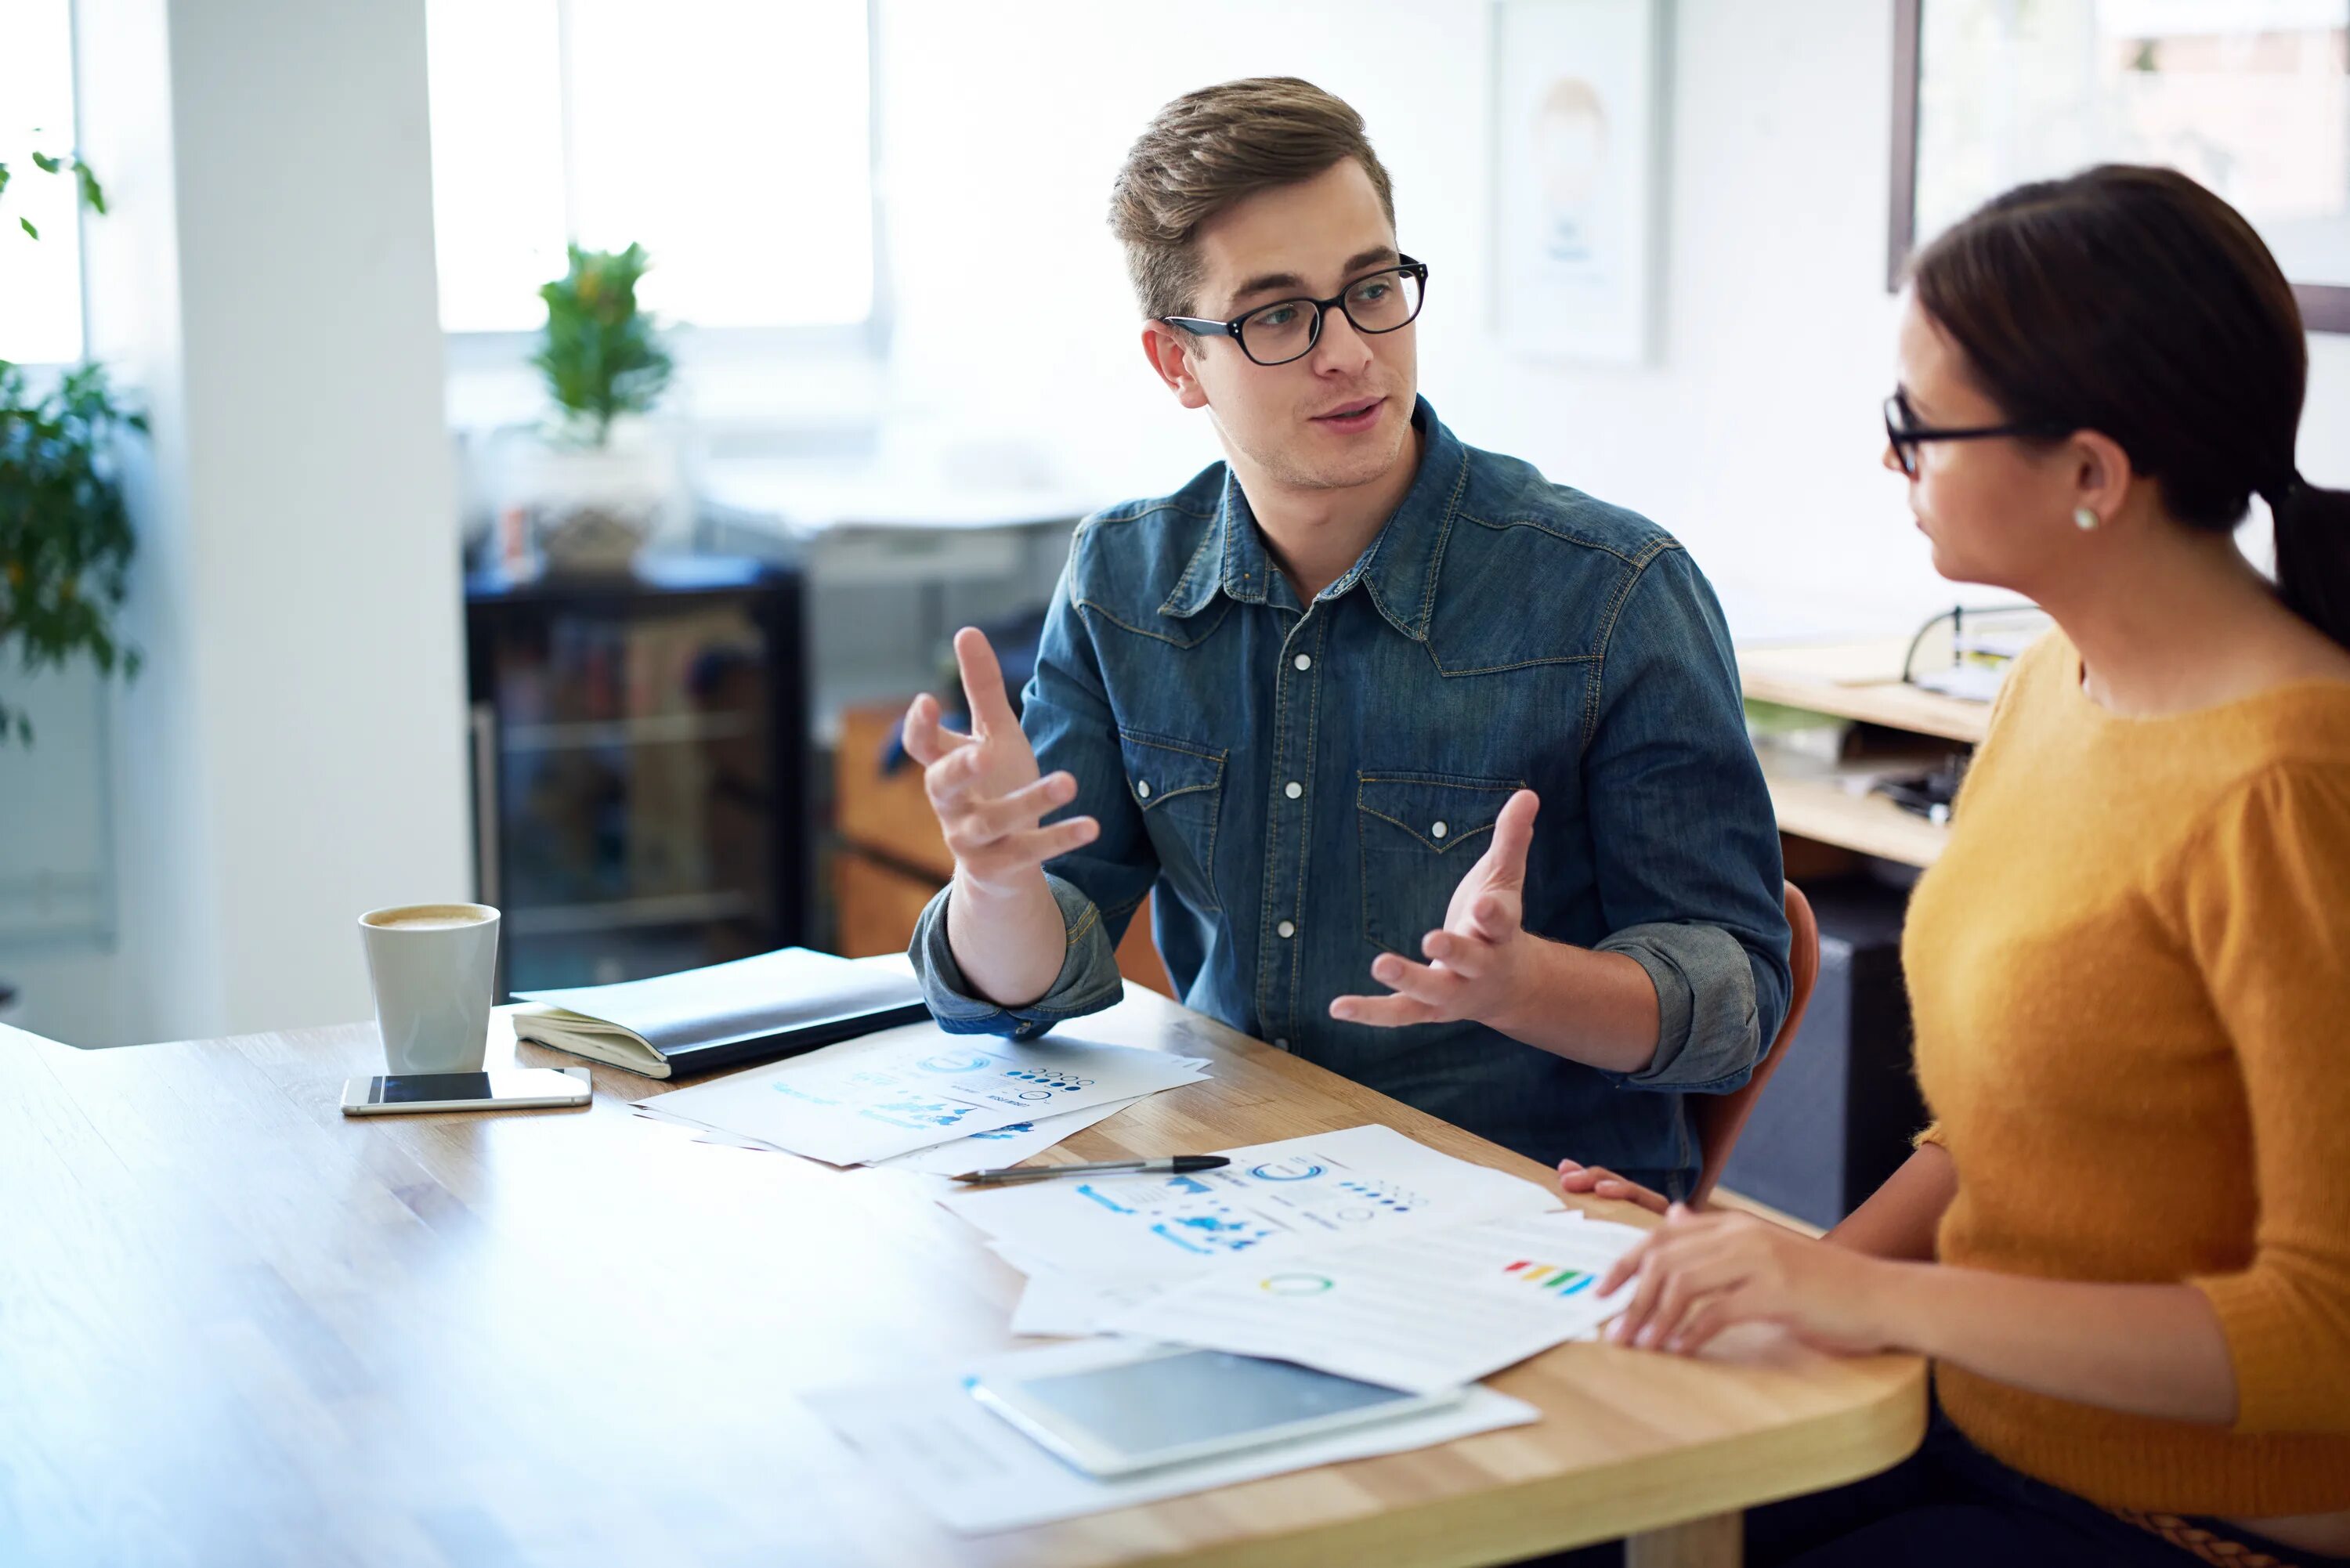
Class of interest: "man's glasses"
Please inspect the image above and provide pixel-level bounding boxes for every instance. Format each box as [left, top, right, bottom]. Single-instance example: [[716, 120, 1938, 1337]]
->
[[1883, 390, 2066, 477], [1163, 257, 1429, 367]]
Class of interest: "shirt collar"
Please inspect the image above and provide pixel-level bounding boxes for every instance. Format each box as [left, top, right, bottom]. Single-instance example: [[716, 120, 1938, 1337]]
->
[[1159, 396, 1466, 641]]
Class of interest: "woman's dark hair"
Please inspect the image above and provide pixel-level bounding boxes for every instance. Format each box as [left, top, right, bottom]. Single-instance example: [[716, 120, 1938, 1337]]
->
[[1908, 164, 2350, 652]]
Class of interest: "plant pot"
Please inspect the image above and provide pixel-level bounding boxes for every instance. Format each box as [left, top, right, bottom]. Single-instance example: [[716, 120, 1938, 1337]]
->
[[498, 421, 682, 576]]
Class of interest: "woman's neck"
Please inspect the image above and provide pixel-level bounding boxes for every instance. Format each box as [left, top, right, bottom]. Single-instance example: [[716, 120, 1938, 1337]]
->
[[2041, 516, 2334, 717]]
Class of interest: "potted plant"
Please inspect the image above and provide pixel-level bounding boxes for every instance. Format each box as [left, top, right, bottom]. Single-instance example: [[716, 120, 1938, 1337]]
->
[[1, 150, 140, 746], [510, 242, 678, 575]]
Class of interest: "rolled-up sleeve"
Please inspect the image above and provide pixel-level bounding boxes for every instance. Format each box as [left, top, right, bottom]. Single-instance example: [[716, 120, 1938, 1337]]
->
[[905, 529, 1162, 1039], [1596, 919, 1761, 1089], [910, 873, 1126, 1040], [1579, 545, 1790, 1093]]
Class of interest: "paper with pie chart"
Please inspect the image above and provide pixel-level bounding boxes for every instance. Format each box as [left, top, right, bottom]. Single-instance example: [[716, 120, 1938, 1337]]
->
[[1098, 1207, 1647, 1393], [942, 1124, 1559, 1287], [629, 1022, 1210, 1166]]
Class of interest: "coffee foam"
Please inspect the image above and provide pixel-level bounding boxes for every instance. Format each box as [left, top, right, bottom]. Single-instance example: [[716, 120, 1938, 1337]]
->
[[363, 904, 495, 931]]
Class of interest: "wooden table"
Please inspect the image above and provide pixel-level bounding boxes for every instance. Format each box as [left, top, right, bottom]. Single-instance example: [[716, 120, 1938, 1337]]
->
[[1, 991, 1923, 1566]]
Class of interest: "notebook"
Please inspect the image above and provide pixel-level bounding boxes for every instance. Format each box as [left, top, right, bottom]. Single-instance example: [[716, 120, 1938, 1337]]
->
[[512, 948, 931, 1079]]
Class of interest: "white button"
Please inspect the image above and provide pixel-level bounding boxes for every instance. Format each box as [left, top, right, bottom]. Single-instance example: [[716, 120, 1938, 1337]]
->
[[1431, 820, 1448, 840], [1277, 919, 1296, 939], [1292, 653, 1312, 671], [1285, 781, 1303, 800], [1136, 781, 1152, 799], [1274, 1038, 1290, 1050]]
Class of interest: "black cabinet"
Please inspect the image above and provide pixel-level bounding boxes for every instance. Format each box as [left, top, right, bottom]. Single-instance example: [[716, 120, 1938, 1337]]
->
[[465, 557, 808, 995]]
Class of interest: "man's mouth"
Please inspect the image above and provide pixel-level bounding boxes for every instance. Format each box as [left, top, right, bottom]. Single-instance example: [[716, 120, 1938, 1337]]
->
[[1313, 396, 1384, 426]]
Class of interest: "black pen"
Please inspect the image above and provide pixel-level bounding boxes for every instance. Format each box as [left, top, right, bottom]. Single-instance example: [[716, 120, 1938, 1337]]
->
[[949, 1154, 1231, 1186]]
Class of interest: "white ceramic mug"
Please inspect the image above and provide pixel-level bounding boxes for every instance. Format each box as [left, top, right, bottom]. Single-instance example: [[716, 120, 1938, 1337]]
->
[[358, 903, 501, 1074]]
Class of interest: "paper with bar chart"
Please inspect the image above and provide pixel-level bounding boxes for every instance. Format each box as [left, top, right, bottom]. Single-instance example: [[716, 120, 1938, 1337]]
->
[[1099, 1208, 1647, 1393], [630, 1022, 1209, 1166]]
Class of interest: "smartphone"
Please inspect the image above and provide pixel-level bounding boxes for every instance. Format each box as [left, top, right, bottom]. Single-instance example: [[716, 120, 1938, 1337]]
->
[[340, 1067, 591, 1115], [967, 1345, 1463, 1476]]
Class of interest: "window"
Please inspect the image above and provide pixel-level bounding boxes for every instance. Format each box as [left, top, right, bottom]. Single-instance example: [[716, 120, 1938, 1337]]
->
[[425, 0, 876, 335], [0, 0, 85, 365]]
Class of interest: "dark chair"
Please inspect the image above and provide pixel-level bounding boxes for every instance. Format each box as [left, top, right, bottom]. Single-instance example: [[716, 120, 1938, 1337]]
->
[[1691, 881, 1820, 1207]]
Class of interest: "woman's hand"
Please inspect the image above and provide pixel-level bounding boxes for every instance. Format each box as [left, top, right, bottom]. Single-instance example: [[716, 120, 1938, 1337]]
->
[[1600, 1205, 1910, 1357], [1556, 1158, 1671, 1216]]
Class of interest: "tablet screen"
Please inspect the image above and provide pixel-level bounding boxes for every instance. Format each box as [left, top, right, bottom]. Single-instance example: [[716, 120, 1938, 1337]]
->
[[1000, 1349, 1413, 1455]]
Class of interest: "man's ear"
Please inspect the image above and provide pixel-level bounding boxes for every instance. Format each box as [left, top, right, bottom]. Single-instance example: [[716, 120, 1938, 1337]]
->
[[1141, 321, 1212, 410]]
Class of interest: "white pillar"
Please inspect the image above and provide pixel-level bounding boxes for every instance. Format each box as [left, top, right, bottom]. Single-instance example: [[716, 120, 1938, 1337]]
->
[[55, 0, 468, 1042]]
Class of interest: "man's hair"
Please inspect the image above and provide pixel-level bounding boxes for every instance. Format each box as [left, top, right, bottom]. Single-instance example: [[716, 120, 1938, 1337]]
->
[[1108, 77, 1396, 323]]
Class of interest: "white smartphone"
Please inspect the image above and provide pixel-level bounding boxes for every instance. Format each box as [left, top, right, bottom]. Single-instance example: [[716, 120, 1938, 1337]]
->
[[967, 1345, 1463, 1477], [340, 1067, 591, 1115]]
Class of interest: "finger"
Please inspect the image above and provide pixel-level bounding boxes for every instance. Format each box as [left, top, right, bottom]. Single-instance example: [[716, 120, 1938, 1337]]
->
[[1668, 1290, 1757, 1357], [1482, 789, 1540, 893], [1592, 1176, 1671, 1217], [902, 692, 971, 768], [960, 771, 1079, 843], [1640, 1250, 1751, 1350], [1329, 992, 1442, 1028], [1599, 1229, 1661, 1297], [953, 627, 1021, 738], [958, 816, 1100, 881], [1369, 952, 1468, 1008], [1609, 1247, 1676, 1347], [1465, 889, 1522, 945], [923, 739, 991, 812], [1420, 928, 1492, 977]]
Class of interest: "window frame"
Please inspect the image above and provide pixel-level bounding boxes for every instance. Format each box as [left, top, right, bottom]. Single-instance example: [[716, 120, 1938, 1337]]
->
[[434, 0, 891, 358]]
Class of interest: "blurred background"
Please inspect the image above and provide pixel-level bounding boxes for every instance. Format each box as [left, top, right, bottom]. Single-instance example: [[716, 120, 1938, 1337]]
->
[[2, 0, 2344, 1068]]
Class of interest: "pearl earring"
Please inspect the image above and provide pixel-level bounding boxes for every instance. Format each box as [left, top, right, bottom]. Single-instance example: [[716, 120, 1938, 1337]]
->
[[2073, 507, 2100, 532]]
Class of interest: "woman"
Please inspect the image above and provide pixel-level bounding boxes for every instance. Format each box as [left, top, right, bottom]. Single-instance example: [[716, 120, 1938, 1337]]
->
[[1560, 164, 2350, 1566]]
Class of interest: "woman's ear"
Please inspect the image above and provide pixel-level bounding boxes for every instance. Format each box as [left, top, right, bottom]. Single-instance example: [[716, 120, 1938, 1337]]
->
[[2067, 428, 2136, 531]]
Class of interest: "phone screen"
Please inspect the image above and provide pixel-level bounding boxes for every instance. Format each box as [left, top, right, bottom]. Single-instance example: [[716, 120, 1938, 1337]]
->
[[996, 1349, 1413, 1456], [369, 1071, 576, 1104]]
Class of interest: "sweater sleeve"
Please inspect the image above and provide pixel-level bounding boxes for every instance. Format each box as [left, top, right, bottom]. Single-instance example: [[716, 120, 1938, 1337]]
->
[[2173, 765, 2350, 1434]]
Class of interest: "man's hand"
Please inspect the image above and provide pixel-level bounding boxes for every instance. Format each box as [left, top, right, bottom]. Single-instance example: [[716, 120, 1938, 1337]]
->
[[1557, 1158, 1672, 1216], [1329, 789, 1541, 1030], [901, 628, 1099, 894]]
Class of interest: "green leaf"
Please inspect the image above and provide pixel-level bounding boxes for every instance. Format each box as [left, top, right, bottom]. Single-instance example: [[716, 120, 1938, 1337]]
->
[[17, 217, 34, 240], [74, 160, 106, 215], [30, 151, 60, 174]]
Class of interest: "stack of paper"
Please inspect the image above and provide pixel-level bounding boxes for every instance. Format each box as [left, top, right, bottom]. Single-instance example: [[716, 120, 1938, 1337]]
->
[[1100, 1207, 1645, 1392], [631, 1021, 1209, 1167], [941, 1123, 1570, 1336]]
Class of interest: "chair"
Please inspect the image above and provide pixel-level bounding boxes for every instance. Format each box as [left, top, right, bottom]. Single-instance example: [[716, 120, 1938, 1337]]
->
[[1690, 881, 1820, 1207]]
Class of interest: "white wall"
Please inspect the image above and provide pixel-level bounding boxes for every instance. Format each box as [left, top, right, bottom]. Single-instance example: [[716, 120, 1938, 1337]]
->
[[7, 0, 469, 1045], [876, 0, 2345, 633]]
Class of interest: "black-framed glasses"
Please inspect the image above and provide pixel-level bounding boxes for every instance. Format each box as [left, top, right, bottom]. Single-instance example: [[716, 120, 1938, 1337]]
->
[[1163, 256, 1429, 367], [1883, 390, 2066, 477]]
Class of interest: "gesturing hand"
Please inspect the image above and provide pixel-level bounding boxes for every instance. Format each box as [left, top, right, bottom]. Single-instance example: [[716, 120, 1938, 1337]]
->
[[900, 628, 1098, 894], [1329, 789, 1542, 1030]]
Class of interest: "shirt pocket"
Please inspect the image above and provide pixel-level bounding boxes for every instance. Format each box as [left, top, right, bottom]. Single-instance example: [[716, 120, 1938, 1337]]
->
[[1357, 771, 1524, 957], [1119, 727, 1227, 915]]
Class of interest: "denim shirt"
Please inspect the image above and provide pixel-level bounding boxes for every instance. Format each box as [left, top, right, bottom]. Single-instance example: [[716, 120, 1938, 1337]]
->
[[912, 399, 1789, 1192]]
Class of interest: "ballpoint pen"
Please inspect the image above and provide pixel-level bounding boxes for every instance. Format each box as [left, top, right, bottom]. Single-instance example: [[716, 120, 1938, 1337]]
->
[[949, 1154, 1232, 1186]]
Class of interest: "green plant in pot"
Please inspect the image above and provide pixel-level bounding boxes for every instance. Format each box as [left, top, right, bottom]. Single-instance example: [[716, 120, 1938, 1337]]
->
[[0, 150, 140, 746], [525, 243, 675, 573]]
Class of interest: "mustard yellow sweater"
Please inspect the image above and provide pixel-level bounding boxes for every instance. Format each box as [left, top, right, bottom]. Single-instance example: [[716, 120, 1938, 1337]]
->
[[1904, 631, 2350, 1516]]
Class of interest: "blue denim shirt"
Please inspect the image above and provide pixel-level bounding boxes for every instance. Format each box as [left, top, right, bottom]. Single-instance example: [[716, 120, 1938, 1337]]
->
[[912, 399, 1788, 1194]]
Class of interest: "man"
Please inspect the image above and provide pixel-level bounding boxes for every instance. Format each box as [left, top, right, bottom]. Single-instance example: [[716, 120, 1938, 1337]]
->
[[899, 78, 1787, 1198]]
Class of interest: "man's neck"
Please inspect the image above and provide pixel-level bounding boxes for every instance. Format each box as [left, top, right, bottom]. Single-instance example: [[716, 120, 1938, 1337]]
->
[[1236, 422, 1426, 605]]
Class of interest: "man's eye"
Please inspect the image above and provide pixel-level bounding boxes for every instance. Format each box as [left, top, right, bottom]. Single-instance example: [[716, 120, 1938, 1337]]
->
[[1256, 305, 1300, 329]]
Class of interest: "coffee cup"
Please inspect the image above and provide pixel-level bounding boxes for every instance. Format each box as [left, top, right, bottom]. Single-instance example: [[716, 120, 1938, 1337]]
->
[[358, 903, 501, 1074]]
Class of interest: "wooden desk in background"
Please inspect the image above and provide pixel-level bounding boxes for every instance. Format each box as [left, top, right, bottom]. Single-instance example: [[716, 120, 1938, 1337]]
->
[[1736, 639, 1990, 874], [1, 990, 1922, 1566], [832, 701, 1174, 996]]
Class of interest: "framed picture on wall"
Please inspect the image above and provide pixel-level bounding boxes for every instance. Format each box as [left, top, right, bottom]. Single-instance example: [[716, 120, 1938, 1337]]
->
[[1489, 0, 1670, 363], [1889, 0, 2350, 331]]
